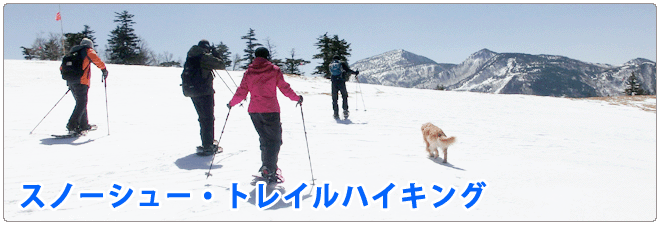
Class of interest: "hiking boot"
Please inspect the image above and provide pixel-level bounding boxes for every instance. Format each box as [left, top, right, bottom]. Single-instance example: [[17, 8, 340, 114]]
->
[[343, 110, 350, 119], [333, 112, 340, 119]]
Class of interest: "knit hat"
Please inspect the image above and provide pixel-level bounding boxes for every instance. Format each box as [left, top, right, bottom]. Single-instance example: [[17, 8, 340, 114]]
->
[[255, 47, 270, 59], [80, 38, 93, 49], [332, 55, 341, 60]]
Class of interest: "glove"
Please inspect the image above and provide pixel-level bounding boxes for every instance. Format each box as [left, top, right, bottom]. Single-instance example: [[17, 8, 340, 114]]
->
[[101, 69, 108, 82], [227, 103, 232, 109], [211, 48, 220, 58], [354, 69, 360, 75], [296, 95, 303, 106]]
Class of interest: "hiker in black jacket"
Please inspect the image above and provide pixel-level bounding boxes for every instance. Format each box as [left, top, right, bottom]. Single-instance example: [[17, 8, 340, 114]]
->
[[181, 40, 225, 154]]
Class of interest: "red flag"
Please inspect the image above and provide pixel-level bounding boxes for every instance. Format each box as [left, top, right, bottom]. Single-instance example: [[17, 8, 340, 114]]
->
[[56, 12, 61, 21]]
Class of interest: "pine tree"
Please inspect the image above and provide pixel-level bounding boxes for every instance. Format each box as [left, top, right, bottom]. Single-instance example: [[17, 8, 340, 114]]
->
[[214, 42, 232, 69], [241, 28, 262, 69], [283, 48, 310, 75], [20, 46, 36, 60], [64, 25, 97, 52], [42, 33, 63, 60], [312, 33, 351, 78], [624, 72, 646, 95], [106, 10, 142, 65]]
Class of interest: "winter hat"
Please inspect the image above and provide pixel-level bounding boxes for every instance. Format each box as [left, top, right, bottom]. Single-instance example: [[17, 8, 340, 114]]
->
[[80, 38, 93, 49], [198, 39, 211, 50], [332, 55, 341, 60], [255, 47, 270, 59]]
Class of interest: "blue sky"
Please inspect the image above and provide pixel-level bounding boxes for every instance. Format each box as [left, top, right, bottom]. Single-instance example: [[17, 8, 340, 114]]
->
[[3, 3, 656, 76]]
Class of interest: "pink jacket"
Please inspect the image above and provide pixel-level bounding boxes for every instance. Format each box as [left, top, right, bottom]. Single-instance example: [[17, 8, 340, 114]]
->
[[229, 57, 300, 113]]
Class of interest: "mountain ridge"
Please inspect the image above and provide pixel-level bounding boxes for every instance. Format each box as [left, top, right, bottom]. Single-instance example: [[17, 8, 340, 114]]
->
[[351, 49, 656, 97]]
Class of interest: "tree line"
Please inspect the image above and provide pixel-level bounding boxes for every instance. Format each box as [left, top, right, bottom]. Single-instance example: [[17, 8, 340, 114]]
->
[[21, 10, 352, 76]]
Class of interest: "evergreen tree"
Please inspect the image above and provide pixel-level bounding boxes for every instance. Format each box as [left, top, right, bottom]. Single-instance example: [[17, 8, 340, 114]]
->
[[106, 10, 142, 65], [283, 48, 310, 75], [64, 25, 97, 52], [20, 46, 37, 60], [312, 33, 351, 78], [624, 72, 646, 95], [241, 28, 262, 69], [214, 42, 232, 69], [42, 33, 63, 60]]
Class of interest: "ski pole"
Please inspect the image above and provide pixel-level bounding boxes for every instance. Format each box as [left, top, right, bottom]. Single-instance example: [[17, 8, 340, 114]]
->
[[206, 108, 231, 179], [298, 102, 315, 185], [212, 70, 234, 95], [356, 76, 367, 111], [30, 89, 71, 134], [224, 69, 239, 88], [103, 78, 110, 135]]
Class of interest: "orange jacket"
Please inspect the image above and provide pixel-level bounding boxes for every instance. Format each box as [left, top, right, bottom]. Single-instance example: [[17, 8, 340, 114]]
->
[[79, 48, 106, 86]]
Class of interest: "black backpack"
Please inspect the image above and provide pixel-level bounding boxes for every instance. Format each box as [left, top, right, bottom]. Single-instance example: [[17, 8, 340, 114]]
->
[[60, 46, 90, 81], [180, 55, 203, 97]]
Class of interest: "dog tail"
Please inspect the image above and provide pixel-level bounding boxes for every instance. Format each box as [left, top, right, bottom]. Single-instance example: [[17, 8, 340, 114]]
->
[[440, 136, 456, 146]]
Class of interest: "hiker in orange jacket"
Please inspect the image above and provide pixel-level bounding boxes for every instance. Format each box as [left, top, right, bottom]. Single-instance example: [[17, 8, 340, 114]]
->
[[65, 38, 108, 134]]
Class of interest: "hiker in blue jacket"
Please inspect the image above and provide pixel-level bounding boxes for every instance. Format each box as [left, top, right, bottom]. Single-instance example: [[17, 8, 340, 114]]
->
[[328, 55, 359, 119]]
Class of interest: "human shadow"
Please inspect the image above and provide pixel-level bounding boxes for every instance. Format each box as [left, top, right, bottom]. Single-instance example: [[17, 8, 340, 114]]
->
[[175, 153, 223, 170], [428, 157, 466, 171]]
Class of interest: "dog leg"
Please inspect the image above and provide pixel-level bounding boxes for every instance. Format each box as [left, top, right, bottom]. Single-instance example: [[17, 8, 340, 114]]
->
[[442, 148, 448, 163]]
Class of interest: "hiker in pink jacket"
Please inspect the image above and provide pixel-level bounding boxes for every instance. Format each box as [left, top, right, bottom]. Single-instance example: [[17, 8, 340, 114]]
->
[[228, 47, 302, 183]]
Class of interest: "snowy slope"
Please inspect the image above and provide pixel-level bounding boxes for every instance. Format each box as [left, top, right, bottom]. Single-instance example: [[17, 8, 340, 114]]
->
[[3, 60, 656, 221]]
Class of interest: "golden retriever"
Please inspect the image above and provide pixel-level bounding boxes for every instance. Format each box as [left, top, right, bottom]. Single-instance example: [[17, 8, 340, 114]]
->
[[421, 122, 456, 163]]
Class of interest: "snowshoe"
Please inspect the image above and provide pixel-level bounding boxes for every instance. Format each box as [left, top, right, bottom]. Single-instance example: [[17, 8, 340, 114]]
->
[[52, 129, 88, 138], [257, 166, 284, 184], [196, 140, 222, 156]]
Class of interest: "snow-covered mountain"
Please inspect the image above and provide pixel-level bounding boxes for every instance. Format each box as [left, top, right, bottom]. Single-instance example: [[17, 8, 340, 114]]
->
[[350, 49, 455, 88], [351, 49, 657, 97]]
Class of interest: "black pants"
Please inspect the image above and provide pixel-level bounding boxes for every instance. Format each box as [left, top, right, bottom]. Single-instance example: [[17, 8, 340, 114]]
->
[[331, 79, 348, 114], [249, 113, 282, 171], [67, 83, 89, 131], [191, 95, 215, 147]]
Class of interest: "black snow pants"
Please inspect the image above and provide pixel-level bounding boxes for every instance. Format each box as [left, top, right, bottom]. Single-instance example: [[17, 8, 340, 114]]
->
[[191, 94, 215, 147], [67, 83, 89, 131], [331, 79, 349, 115], [249, 113, 283, 172]]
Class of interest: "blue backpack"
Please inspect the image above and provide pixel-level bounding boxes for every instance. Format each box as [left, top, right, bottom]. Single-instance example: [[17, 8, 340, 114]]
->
[[329, 60, 343, 78]]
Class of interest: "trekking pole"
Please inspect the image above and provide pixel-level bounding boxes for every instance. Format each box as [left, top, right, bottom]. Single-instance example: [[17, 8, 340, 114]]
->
[[206, 108, 231, 179], [297, 102, 316, 185], [355, 78, 359, 111], [212, 70, 234, 95], [103, 78, 110, 135], [223, 69, 239, 88], [30, 89, 71, 134], [356, 76, 367, 111]]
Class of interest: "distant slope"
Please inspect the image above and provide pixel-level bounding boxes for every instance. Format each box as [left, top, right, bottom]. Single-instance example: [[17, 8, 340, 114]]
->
[[351, 49, 656, 97]]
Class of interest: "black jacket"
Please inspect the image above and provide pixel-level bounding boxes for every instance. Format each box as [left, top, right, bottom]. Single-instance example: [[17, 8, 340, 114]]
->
[[181, 45, 225, 97]]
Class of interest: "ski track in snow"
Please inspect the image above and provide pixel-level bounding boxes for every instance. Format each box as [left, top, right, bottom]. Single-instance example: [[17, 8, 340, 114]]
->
[[3, 60, 656, 221]]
